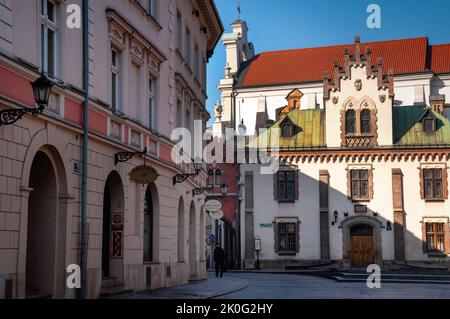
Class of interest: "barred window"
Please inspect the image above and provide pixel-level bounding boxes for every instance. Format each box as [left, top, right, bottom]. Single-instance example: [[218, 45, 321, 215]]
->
[[278, 223, 296, 252], [426, 223, 446, 252], [351, 170, 369, 199], [424, 169, 443, 199]]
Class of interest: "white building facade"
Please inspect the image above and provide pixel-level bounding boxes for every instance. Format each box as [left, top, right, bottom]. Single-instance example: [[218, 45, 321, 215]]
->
[[213, 20, 450, 269]]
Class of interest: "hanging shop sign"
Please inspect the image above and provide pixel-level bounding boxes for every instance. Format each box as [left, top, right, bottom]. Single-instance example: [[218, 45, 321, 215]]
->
[[129, 165, 158, 184], [204, 199, 222, 212], [208, 210, 224, 220]]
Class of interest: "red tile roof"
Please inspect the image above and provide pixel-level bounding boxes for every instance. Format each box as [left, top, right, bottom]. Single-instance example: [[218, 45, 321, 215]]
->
[[238, 37, 450, 88], [430, 43, 450, 74]]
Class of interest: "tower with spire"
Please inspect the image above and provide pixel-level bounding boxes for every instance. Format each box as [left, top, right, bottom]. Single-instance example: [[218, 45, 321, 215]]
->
[[214, 3, 255, 137]]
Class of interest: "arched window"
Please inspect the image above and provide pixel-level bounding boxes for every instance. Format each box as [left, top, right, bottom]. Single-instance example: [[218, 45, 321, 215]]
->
[[360, 109, 371, 133], [208, 170, 214, 187], [215, 169, 222, 186], [345, 110, 356, 134], [143, 187, 153, 262]]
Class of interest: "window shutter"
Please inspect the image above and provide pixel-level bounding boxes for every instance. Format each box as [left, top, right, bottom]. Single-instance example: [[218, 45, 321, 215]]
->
[[422, 222, 427, 253], [419, 169, 425, 199], [346, 170, 352, 198], [445, 222, 450, 254], [443, 168, 448, 200], [294, 170, 299, 200], [273, 173, 279, 201], [295, 222, 300, 253], [368, 169, 374, 199], [274, 223, 280, 252]]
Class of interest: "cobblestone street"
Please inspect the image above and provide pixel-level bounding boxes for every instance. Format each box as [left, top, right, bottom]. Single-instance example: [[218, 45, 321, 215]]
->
[[217, 273, 450, 299]]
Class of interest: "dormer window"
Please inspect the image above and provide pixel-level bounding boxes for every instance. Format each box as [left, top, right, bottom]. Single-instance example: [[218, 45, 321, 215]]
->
[[281, 123, 293, 138], [280, 117, 301, 138], [423, 116, 436, 133]]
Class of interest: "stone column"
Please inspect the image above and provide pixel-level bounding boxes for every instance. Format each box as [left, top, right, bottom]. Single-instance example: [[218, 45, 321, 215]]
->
[[319, 170, 330, 261], [392, 169, 406, 261], [244, 172, 255, 269]]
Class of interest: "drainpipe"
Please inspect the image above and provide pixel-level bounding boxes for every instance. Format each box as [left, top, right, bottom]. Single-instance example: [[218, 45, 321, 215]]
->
[[79, 0, 90, 299]]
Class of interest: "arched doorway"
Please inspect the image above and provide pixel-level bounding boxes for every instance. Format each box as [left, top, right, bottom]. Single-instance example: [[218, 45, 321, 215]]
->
[[177, 197, 185, 262], [102, 171, 125, 282], [349, 224, 375, 267], [143, 183, 159, 263], [144, 186, 153, 262], [189, 202, 197, 278], [341, 215, 383, 268], [26, 151, 58, 298]]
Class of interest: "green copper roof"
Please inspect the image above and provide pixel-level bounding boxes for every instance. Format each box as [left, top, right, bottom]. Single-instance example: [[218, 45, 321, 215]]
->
[[393, 106, 450, 146], [222, 32, 239, 41], [248, 109, 326, 149]]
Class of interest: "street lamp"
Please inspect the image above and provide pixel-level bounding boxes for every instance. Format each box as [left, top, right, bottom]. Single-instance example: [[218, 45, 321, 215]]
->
[[331, 210, 339, 226], [0, 73, 53, 126]]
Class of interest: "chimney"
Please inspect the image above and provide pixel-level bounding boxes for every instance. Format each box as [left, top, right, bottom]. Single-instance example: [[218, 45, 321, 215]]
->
[[430, 95, 446, 114]]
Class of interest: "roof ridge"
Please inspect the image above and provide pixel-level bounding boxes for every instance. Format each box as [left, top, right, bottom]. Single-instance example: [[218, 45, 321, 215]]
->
[[256, 36, 430, 56]]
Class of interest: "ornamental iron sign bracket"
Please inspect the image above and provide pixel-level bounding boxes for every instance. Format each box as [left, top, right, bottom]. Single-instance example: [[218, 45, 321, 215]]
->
[[114, 147, 147, 166], [0, 105, 45, 126]]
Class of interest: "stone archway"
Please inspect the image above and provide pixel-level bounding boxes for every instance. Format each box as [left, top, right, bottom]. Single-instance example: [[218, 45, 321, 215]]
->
[[102, 171, 125, 282], [26, 147, 68, 299], [340, 215, 384, 267]]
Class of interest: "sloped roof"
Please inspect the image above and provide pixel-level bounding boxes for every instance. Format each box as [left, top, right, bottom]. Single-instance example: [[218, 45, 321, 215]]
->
[[393, 106, 450, 146], [248, 106, 450, 150], [248, 109, 326, 149], [237, 37, 450, 88]]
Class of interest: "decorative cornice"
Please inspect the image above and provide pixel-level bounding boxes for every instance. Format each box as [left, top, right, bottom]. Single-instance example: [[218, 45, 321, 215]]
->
[[276, 148, 450, 164]]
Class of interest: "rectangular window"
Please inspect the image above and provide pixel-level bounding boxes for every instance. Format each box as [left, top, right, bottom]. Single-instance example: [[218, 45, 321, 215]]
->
[[350, 169, 369, 199], [41, 0, 58, 77], [176, 99, 183, 128], [148, 0, 157, 18], [185, 108, 191, 131], [194, 43, 199, 79], [185, 27, 191, 64], [277, 171, 296, 201], [278, 223, 296, 252], [148, 78, 157, 130], [176, 12, 182, 52], [424, 168, 443, 199], [111, 48, 121, 110], [426, 223, 446, 252]]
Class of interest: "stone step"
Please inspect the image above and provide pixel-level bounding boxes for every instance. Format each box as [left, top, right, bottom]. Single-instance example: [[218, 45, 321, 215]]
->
[[333, 275, 450, 284], [101, 277, 120, 288], [100, 285, 134, 298], [337, 272, 450, 281]]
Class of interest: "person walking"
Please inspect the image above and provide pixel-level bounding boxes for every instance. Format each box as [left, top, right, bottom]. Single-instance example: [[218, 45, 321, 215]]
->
[[213, 244, 226, 278]]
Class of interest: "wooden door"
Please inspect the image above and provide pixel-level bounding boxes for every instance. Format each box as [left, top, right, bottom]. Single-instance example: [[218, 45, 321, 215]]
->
[[350, 235, 375, 267]]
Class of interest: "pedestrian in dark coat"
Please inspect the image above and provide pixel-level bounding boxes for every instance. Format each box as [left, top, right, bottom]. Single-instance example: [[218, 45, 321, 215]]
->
[[213, 244, 226, 278]]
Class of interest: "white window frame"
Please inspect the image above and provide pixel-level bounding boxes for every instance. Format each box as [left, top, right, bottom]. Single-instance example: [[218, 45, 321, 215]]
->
[[176, 11, 182, 52], [148, 76, 158, 130], [194, 43, 199, 79], [148, 0, 158, 19], [111, 47, 122, 111], [185, 27, 191, 65], [41, 0, 59, 77]]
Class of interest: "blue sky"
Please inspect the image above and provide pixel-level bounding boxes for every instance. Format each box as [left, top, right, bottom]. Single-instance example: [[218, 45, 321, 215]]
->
[[206, 0, 450, 126]]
